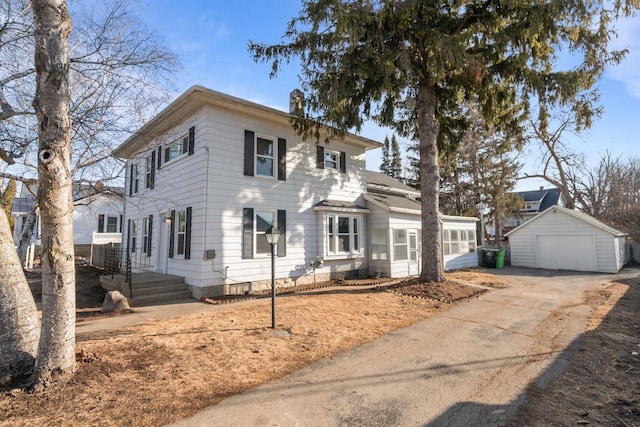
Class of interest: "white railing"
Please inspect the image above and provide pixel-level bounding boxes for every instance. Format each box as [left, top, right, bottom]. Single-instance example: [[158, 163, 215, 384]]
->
[[92, 232, 122, 245]]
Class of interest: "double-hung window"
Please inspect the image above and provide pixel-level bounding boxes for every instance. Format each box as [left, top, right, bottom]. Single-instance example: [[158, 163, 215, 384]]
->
[[131, 220, 137, 253], [324, 150, 339, 170], [255, 136, 276, 178], [255, 210, 275, 255], [142, 217, 150, 255], [130, 163, 139, 195], [166, 135, 189, 163], [326, 214, 362, 256], [176, 210, 187, 257]]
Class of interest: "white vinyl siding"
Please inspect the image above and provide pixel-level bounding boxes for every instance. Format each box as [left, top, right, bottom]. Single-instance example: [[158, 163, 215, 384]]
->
[[122, 105, 369, 290]]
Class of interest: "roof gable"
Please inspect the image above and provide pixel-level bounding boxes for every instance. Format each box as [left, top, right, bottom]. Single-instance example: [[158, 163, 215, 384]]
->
[[505, 206, 627, 237]]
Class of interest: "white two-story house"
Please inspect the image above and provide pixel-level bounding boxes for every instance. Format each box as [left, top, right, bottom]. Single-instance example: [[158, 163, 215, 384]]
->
[[113, 86, 381, 298]]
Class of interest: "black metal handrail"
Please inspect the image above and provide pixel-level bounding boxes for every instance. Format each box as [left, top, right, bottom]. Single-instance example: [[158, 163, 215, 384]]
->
[[100, 247, 154, 299]]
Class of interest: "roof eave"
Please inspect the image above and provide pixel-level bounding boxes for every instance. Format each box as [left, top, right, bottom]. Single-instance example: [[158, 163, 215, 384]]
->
[[114, 85, 382, 159]]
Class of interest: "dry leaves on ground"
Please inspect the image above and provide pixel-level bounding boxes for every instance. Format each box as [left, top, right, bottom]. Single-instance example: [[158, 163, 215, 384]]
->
[[1, 279, 487, 427]]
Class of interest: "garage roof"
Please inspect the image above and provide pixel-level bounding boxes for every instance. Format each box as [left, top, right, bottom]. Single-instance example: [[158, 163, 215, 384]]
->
[[505, 206, 627, 237]]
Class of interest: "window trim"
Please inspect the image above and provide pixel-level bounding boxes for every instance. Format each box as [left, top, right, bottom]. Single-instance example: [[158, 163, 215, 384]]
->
[[393, 229, 409, 261], [174, 209, 187, 259], [131, 219, 137, 253], [142, 217, 150, 255], [254, 134, 278, 179], [325, 213, 363, 258], [324, 149, 340, 170], [254, 209, 276, 257], [164, 134, 189, 165], [369, 229, 388, 261]]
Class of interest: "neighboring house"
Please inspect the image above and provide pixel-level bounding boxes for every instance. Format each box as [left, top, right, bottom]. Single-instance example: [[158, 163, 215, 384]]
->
[[11, 193, 40, 246], [113, 86, 381, 298], [365, 171, 479, 277], [506, 206, 626, 273], [503, 187, 565, 231], [72, 185, 124, 257], [11, 184, 123, 258]]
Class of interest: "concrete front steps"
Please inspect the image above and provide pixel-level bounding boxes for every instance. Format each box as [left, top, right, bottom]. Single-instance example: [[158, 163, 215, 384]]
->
[[100, 271, 193, 306]]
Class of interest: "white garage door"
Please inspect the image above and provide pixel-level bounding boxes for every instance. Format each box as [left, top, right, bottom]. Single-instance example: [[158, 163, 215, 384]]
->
[[536, 235, 597, 272]]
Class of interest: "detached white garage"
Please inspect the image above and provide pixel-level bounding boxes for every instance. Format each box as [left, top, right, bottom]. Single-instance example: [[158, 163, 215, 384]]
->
[[505, 206, 627, 273]]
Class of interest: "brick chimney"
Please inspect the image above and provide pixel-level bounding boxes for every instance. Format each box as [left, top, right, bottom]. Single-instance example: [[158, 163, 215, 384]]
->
[[289, 89, 304, 114]]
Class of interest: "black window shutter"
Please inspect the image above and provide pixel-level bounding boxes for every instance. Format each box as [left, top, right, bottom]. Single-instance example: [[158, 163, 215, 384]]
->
[[277, 138, 286, 181], [98, 214, 104, 233], [185, 207, 192, 260], [188, 126, 195, 155], [242, 208, 254, 259], [129, 164, 134, 195], [277, 210, 286, 257], [150, 151, 156, 189], [157, 146, 162, 169], [134, 164, 138, 193], [169, 210, 175, 258], [316, 146, 325, 169], [147, 215, 153, 257], [119, 215, 123, 233], [244, 130, 255, 176], [127, 219, 131, 251], [165, 147, 170, 163], [340, 151, 346, 173]]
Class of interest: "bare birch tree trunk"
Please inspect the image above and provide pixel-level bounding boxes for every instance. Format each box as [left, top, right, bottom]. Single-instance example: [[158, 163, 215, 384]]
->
[[418, 81, 444, 282], [0, 209, 40, 382], [30, 0, 75, 389]]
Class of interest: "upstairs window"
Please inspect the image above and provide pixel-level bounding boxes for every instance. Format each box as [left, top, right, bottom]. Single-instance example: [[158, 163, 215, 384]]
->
[[324, 150, 339, 169], [316, 146, 346, 173], [166, 135, 189, 163], [256, 136, 276, 178], [145, 151, 156, 189], [129, 163, 139, 195]]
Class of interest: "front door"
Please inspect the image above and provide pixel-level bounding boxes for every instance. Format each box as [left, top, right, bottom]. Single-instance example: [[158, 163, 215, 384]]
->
[[408, 230, 419, 275], [157, 214, 169, 273]]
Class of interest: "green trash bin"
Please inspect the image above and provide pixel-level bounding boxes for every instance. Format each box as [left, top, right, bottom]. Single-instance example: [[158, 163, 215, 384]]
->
[[496, 249, 505, 269]]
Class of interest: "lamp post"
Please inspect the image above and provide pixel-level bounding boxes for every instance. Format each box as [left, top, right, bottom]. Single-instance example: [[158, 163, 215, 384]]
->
[[264, 225, 281, 329]]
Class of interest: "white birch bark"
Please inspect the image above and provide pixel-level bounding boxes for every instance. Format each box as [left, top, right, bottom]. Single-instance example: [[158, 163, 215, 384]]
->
[[0, 209, 40, 381], [30, 0, 75, 389]]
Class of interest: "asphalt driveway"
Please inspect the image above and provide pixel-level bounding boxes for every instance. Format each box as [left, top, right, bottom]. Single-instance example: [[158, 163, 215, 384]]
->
[[170, 267, 638, 427]]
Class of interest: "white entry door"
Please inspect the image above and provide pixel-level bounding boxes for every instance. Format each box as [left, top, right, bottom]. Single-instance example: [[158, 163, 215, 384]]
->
[[157, 214, 169, 273], [536, 234, 597, 272]]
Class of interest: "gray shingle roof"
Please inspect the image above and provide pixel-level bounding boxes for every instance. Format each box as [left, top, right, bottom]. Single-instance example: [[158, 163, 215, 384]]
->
[[366, 171, 419, 195]]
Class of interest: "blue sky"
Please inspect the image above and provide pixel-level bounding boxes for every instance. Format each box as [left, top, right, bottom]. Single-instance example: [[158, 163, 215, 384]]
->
[[141, 1, 640, 191]]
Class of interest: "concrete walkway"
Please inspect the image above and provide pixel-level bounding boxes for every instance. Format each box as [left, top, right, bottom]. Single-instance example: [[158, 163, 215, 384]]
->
[[168, 267, 638, 427]]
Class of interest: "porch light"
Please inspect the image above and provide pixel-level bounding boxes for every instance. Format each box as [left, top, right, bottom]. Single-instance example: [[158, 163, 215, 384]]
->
[[265, 226, 281, 245], [265, 225, 281, 329]]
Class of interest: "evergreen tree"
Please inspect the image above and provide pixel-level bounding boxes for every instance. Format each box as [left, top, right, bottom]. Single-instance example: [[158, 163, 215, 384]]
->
[[390, 135, 402, 179], [379, 135, 391, 176], [250, 0, 635, 282]]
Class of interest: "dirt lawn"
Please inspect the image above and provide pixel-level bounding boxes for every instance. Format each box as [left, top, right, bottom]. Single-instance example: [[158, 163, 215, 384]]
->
[[1, 267, 638, 426]]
